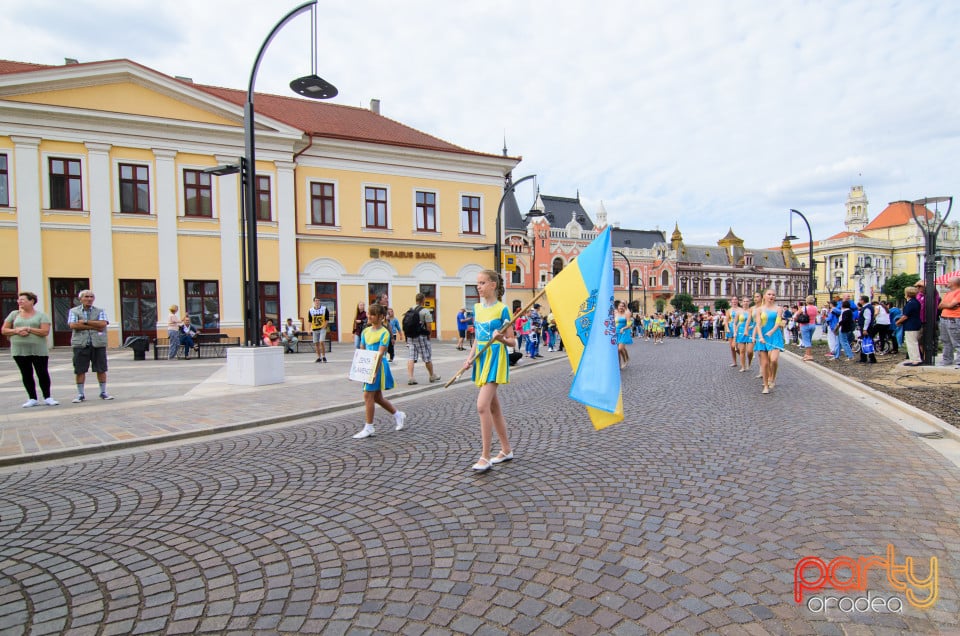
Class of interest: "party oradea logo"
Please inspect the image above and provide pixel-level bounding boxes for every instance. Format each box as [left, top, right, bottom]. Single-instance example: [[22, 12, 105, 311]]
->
[[794, 545, 938, 613]]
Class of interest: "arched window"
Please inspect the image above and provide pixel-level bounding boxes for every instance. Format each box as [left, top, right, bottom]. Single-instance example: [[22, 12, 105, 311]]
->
[[631, 270, 639, 286], [661, 270, 670, 287], [552, 258, 564, 276], [613, 269, 622, 286]]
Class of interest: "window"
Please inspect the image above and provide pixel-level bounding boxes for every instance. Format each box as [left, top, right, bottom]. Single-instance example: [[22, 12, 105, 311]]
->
[[416, 191, 437, 232], [255, 175, 271, 221], [185, 280, 220, 331], [119, 279, 157, 337], [465, 285, 479, 311], [0, 154, 8, 206], [613, 269, 622, 286], [552, 258, 564, 276], [0, 277, 17, 348], [511, 267, 522, 285], [183, 169, 212, 217], [661, 271, 670, 287], [49, 157, 82, 210], [310, 182, 335, 226], [364, 186, 387, 229], [119, 163, 150, 214], [259, 282, 279, 326], [461, 195, 481, 234]]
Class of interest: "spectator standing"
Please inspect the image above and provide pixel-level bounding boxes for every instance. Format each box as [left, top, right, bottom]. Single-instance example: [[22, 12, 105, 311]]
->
[[527, 304, 543, 358], [886, 301, 902, 353], [405, 293, 440, 385], [915, 282, 940, 360], [873, 299, 891, 355], [836, 300, 856, 362], [937, 276, 960, 367], [308, 297, 330, 363], [897, 287, 922, 365], [386, 307, 402, 362], [796, 296, 817, 361], [352, 301, 368, 349], [857, 296, 877, 364], [456, 308, 471, 351], [3, 291, 58, 407], [166, 304, 180, 360], [281, 318, 298, 353], [67, 289, 113, 402]]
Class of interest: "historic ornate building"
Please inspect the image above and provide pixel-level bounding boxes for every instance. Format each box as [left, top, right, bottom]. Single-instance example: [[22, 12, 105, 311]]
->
[[671, 225, 807, 309]]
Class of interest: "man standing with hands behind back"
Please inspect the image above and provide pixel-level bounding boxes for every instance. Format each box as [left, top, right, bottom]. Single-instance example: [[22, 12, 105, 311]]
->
[[67, 289, 113, 402], [937, 276, 960, 367]]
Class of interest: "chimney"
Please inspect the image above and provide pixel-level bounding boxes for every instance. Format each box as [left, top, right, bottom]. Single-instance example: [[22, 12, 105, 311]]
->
[[174, 76, 193, 83], [64, 58, 79, 65], [369, 98, 381, 114]]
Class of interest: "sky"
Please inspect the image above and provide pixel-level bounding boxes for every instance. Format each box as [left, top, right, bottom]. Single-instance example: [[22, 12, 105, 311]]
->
[[3, 0, 959, 249]]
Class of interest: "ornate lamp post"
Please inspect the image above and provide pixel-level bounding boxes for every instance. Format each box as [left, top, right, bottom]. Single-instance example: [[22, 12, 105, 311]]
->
[[613, 249, 634, 306], [910, 196, 953, 365]]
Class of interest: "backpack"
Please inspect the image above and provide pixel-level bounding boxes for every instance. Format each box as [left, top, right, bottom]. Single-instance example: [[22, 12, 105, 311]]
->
[[796, 305, 810, 324], [402, 306, 425, 338]]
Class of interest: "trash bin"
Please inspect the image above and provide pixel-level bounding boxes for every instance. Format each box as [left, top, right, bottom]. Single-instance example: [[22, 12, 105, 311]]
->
[[123, 336, 150, 361]]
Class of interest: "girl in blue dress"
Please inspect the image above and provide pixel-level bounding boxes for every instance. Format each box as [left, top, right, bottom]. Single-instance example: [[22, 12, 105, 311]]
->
[[753, 288, 785, 395], [615, 300, 633, 368], [724, 296, 741, 368], [461, 269, 516, 472], [352, 303, 406, 439]]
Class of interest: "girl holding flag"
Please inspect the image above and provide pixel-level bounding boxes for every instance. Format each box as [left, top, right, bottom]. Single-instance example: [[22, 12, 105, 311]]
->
[[462, 269, 516, 472]]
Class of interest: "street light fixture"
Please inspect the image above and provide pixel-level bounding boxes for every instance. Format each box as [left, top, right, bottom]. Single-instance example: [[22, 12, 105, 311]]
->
[[910, 196, 953, 365], [613, 249, 634, 307], [495, 174, 536, 277], [788, 209, 815, 300], [222, 0, 337, 347]]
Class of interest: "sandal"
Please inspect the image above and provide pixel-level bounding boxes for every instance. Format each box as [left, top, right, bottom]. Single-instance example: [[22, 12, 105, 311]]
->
[[471, 458, 492, 472]]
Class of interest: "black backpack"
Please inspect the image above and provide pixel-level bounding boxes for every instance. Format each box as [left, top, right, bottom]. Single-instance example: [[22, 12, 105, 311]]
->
[[402, 306, 425, 338]]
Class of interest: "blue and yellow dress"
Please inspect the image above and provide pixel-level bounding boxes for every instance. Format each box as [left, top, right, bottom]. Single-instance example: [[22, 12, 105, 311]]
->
[[616, 314, 633, 345], [736, 309, 753, 344], [472, 301, 511, 386], [726, 309, 739, 339], [361, 325, 393, 392], [754, 308, 785, 352]]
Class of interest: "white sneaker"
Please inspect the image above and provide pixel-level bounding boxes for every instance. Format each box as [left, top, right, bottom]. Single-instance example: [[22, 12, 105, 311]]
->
[[352, 424, 375, 439], [72, 395, 85, 403], [394, 411, 406, 431], [21, 399, 39, 408], [43, 397, 59, 406]]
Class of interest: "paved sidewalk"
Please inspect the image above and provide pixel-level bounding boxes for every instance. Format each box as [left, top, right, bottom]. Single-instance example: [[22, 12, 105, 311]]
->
[[0, 342, 564, 466]]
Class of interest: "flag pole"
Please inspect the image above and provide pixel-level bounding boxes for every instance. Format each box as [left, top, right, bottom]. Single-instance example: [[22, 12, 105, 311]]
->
[[444, 288, 548, 388]]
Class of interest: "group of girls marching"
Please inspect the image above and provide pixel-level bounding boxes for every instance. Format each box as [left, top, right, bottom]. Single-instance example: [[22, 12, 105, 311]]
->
[[725, 289, 784, 394]]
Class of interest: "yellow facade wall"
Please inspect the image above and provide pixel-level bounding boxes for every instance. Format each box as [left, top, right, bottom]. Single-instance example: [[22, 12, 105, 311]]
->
[[5, 84, 237, 126], [43, 230, 90, 275], [178, 235, 222, 279], [113, 233, 159, 278], [0, 228, 18, 270]]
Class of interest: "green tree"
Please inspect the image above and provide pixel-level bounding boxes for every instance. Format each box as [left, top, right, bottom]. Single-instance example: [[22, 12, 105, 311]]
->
[[670, 293, 697, 313], [655, 299, 666, 313], [714, 299, 731, 312], [881, 273, 920, 306]]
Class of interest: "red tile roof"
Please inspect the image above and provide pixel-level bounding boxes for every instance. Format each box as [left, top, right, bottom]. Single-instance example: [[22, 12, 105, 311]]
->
[[864, 201, 932, 230], [824, 230, 867, 240], [0, 58, 508, 159]]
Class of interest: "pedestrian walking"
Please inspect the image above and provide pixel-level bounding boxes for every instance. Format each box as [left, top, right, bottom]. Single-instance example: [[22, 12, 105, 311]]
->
[[403, 293, 440, 385], [308, 297, 330, 362], [3, 291, 58, 407], [66, 289, 114, 402], [352, 303, 405, 439], [386, 307, 402, 362], [456, 307, 471, 351], [461, 269, 515, 472]]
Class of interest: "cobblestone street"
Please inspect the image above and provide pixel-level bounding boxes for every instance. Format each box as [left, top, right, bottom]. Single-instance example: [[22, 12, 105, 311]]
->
[[1, 339, 958, 635]]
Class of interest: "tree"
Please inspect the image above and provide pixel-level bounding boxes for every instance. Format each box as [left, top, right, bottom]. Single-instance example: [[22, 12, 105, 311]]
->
[[881, 273, 920, 306], [714, 299, 731, 312], [670, 293, 697, 313], [655, 299, 666, 313]]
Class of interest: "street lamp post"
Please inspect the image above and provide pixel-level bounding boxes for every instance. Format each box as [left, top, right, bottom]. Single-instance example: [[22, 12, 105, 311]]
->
[[788, 209, 815, 300], [613, 250, 634, 306], [495, 174, 536, 277], [239, 0, 337, 347], [910, 196, 953, 365]]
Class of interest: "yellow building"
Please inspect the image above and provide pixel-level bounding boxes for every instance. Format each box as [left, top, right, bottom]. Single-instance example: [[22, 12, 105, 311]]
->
[[790, 186, 960, 303], [0, 59, 518, 347]]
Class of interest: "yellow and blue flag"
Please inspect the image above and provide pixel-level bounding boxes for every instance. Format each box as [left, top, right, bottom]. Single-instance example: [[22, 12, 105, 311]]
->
[[545, 226, 623, 429]]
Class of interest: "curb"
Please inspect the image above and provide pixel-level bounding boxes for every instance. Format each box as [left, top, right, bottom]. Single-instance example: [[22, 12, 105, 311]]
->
[[0, 355, 568, 468]]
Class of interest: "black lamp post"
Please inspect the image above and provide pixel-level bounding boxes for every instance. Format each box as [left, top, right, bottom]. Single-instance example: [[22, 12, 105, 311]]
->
[[613, 249, 634, 306], [495, 174, 536, 277], [788, 209, 815, 300], [910, 196, 953, 365], [237, 0, 337, 346]]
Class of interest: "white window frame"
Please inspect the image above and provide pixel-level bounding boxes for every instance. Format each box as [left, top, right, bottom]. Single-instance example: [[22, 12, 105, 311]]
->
[[413, 188, 440, 234], [0, 151, 13, 209], [40, 151, 87, 213], [253, 172, 275, 224], [459, 191, 484, 236], [361, 183, 391, 232], [307, 178, 340, 229], [112, 158, 154, 215], [178, 165, 218, 220]]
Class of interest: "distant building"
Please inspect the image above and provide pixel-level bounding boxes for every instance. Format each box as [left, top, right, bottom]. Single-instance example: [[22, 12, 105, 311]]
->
[[671, 225, 806, 309], [791, 186, 960, 303], [500, 186, 671, 315]]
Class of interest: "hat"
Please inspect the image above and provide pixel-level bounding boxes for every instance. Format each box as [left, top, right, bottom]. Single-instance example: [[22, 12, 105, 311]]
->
[[533, 303, 541, 309]]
